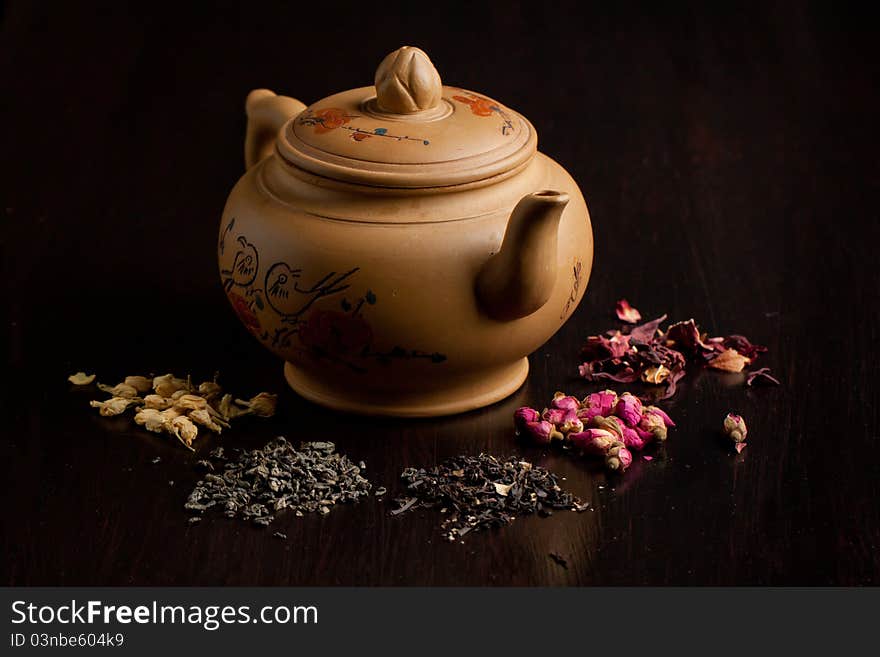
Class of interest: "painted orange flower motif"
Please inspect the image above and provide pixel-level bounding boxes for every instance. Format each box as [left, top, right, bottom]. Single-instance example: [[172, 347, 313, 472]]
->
[[313, 108, 352, 133], [228, 292, 260, 335], [453, 94, 496, 117], [299, 310, 373, 356]]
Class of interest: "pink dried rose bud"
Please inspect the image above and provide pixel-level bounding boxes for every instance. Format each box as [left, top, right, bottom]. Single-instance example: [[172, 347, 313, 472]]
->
[[568, 428, 621, 455], [551, 391, 580, 411], [577, 390, 619, 423], [621, 424, 649, 450], [644, 405, 675, 427], [638, 410, 669, 442], [723, 413, 748, 444], [592, 415, 627, 442], [558, 410, 584, 435], [605, 445, 633, 472], [542, 407, 567, 426], [615, 299, 642, 324], [520, 420, 560, 445], [514, 407, 541, 429], [614, 392, 643, 427]]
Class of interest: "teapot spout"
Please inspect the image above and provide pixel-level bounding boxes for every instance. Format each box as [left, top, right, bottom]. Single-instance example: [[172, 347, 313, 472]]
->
[[476, 190, 569, 321], [244, 89, 307, 170]]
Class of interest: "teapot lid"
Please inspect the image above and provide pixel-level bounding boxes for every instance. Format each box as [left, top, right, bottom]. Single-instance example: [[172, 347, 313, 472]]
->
[[277, 46, 537, 188]]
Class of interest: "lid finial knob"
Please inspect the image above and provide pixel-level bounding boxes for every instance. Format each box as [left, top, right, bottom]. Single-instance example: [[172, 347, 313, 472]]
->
[[374, 46, 443, 114]]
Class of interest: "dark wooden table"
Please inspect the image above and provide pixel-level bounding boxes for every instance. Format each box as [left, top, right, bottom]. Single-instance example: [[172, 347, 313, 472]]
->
[[2, 1, 877, 586]]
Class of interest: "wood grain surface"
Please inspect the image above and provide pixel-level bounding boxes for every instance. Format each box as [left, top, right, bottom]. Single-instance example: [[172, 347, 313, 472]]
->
[[1, 1, 877, 585]]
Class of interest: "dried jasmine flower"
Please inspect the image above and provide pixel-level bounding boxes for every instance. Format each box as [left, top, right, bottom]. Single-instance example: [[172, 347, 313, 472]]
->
[[134, 408, 168, 433], [615, 299, 642, 324], [152, 373, 190, 398], [169, 416, 198, 451], [123, 376, 153, 393], [97, 382, 140, 399], [234, 392, 278, 418], [188, 408, 226, 433], [68, 372, 96, 385], [723, 413, 748, 452], [82, 371, 277, 450], [707, 348, 750, 373], [172, 394, 209, 412], [392, 454, 585, 542], [143, 394, 174, 410], [90, 397, 139, 417]]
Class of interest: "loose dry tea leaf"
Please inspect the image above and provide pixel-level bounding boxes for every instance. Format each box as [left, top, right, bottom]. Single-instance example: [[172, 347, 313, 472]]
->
[[392, 454, 586, 542], [185, 438, 370, 526], [615, 299, 642, 324], [68, 372, 96, 385]]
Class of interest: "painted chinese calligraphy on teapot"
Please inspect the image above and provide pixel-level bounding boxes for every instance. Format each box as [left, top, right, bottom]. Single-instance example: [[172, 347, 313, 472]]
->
[[219, 46, 594, 416]]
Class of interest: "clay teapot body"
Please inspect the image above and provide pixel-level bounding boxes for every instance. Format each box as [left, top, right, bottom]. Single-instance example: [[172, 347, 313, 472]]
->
[[219, 47, 593, 416]]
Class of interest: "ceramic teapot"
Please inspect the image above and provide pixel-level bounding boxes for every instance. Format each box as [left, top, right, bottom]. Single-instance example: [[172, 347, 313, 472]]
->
[[219, 46, 593, 416]]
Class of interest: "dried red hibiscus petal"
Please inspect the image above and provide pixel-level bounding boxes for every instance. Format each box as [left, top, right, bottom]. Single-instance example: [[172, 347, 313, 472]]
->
[[577, 304, 775, 399], [615, 299, 642, 324]]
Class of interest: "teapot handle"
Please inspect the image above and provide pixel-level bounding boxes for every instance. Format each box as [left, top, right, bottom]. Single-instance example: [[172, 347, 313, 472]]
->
[[244, 89, 307, 170]]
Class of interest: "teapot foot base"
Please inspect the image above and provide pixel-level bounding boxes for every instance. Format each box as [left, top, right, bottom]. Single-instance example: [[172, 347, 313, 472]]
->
[[283, 358, 529, 417]]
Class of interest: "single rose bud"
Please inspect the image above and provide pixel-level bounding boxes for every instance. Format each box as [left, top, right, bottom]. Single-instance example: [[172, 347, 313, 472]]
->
[[615, 392, 643, 427], [723, 413, 748, 443], [605, 445, 633, 472], [514, 407, 541, 431], [568, 428, 621, 454], [558, 410, 584, 435], [577, 390, 619, 423], [644, 405, 675, 427], [593, 415, 627, 443], [551, 391, 580, 412], [638, 410, 669, 442], [521, 420, 558, 445], [621, 424, 648, 450], [542, 407, 567, 426]]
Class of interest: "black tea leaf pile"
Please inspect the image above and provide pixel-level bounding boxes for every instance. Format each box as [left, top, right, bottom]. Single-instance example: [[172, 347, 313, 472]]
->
[[392, 454, 587, 541]]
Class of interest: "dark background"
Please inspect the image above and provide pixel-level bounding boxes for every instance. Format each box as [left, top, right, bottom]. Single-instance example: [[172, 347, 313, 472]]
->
[[1, 1, 877, 585]]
